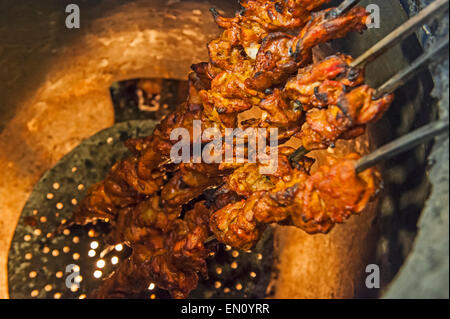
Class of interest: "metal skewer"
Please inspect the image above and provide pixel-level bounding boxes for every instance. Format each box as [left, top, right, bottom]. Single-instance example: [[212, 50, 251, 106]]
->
[[328, 0, 362, 18], [289, 34, 449, 163], [210, 121, 448, 245], [350, 0, 449, 68], [375, 35, 449, 99], [355, 120, 449, 173], [210, 0, 448, 244]]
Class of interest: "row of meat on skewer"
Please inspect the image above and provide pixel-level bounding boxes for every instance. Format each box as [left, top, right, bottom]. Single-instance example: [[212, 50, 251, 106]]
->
[[69, 0, 421, 299]]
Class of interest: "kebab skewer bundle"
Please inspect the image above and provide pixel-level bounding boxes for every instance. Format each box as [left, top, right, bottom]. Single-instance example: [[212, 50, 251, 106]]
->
[[71, 0, 394, 299]]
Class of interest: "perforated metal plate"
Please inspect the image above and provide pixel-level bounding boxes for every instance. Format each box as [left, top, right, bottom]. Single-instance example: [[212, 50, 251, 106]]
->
[[8, 120, 273, 299]]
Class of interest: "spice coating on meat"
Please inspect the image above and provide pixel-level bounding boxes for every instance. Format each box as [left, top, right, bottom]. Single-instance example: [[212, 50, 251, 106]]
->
[[71, 1, 392, 299]]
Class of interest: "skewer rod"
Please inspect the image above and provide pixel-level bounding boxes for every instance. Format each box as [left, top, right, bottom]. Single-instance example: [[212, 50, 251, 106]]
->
[[350, 0, 449, 68], [331, 0, 362, 17], [375, 36, 449, 99], [208, 122, 449, 245], [290, 36, 449, 163], [355, 120, 449, 173]]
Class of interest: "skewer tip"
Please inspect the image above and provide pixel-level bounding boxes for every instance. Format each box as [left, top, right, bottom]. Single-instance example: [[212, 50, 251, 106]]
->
[[327, 0, 362, 19], [355, 120, 449, 173]]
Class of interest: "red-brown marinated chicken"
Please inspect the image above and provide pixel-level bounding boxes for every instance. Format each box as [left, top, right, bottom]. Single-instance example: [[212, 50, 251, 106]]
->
[[92, 170, 241, 298], [207, 0, 332, 72], [210, 154, 381, 249], [95, 199, 228, 299], [297, 85, 394, 150], [284, 53, 365, 110], [72, 0, 392, 300], [72, 68, 216, 225], [223, 147, 314, 197], [245, 7, 369, 90]]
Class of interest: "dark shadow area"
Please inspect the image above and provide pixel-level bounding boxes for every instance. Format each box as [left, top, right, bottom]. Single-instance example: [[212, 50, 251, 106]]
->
[[333, 0, 438, 297]]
